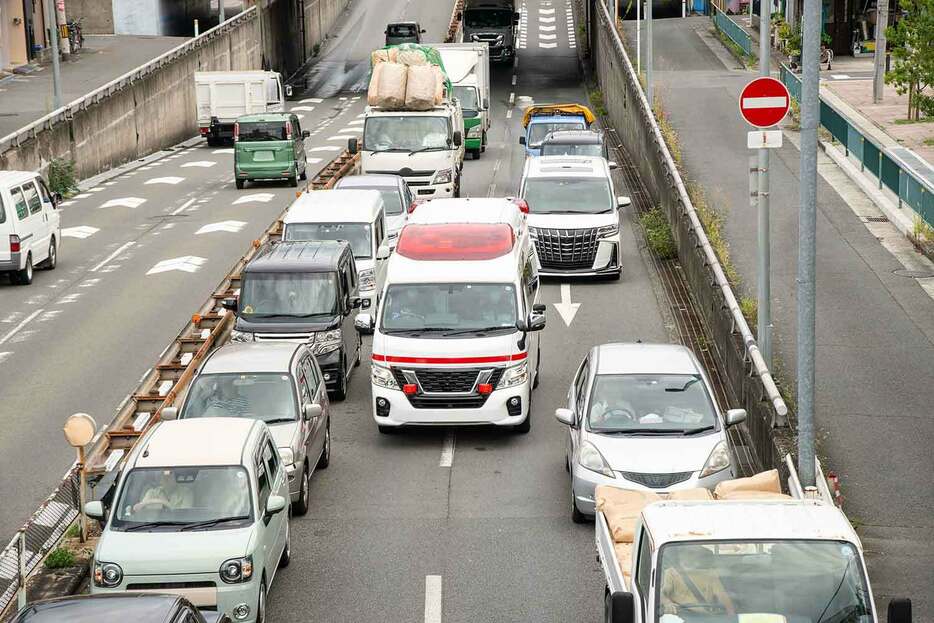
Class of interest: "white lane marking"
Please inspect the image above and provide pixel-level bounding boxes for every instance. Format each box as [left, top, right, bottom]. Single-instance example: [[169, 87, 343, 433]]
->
[[57, 201, 75, 207], [440, 432, 456, 467], [509, 92, 515, 105], [90, 241, 135, 272], [506, 109, 513, 118], [540, 24, 556, 31], [307, 157, 323, 165], [88, 187, 104, 193], [309, 146, 341, 152], [196, 220, 247, 235], [540, 33, 557, 40], [0, 352, 12, 365], [145, 176, 185, 185], [61, 226, 100, 239], [540, 42, 558, 48], [424, 576, 442, 623], [171, 198, 197, 216], [540, 16, 555, 22], [79, 278, 101, 287], [74, 193, 91, 199], [300, 97, 323, 103], [181, 160, 217, 168], [347, 119, 364, 125], [0, 309, 43, 346], [830, 74, 852, 80], [146, 256, 207, 275], [100, 197, 146, 209], [512, 75, 517, 86], [553, 283, 581, 326], [59, 293, 82, 304], [742, 96, 788, 109], [160, 223, 175, 231], [212, 148, 235, 154], [541, 7, 555, 14], [327, 134, 358, 141], [291, 105, 316, 111], [233, 193, 275, 205]]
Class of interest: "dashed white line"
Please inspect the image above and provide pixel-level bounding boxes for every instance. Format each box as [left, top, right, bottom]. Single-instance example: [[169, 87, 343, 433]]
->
[[61, 226, 100, 239], [145, 176, 185, 185], [171, 198, 197, 216], [424, 576, 442, 623], [509, 92, 515, 105], [90, 241, 135, 272], [181, 160, 217, 168], [0, 352, 12, 365], [440, 432, 456, 467], [0, 309, 43, 346]]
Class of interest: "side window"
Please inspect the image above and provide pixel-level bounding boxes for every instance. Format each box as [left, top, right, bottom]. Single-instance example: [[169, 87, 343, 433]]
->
[[293, 117, 302, 136], [338, 264, 350, 307], [37, 179, 53, 205], [11, 187, 28, 220], [255, 451, 271, 511], [264, 438, 280, 484], [0, 193, 6, 225], [574, 360, 589, 416], [297, 358, 312, 405], [24, 182, 42, 215], [636, 528, 653, 607], [303, 357, 321, 394]]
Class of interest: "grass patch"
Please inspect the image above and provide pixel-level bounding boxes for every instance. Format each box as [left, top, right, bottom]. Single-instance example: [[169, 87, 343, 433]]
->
[[312, 43, 321, 57], [654, 97, 682, 165], [640, 207, 679, 259], [589, 89, 608, 117], [739, 296, 758, 327], [712, 27, 757, 67], [893, 117, 934, 125], [44, 547, 76, 569], [64, 523, 80, 539], [924, 137, 934, 147], [48, 159, 78, 197], [787, 98, 801, 130], [687, 181, 740, 285]]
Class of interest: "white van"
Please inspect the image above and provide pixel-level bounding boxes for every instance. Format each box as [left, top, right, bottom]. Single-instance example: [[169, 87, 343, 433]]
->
[[0, 171, 62, 285], [355, 198, 545, 434], [282, 189, 391, 315]]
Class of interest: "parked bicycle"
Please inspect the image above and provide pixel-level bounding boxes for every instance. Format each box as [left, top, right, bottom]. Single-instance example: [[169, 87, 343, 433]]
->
[[66, 18, 83, 53]]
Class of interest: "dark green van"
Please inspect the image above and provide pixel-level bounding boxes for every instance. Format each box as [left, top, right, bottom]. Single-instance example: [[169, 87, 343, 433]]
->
[[234, 113, 310, 189]]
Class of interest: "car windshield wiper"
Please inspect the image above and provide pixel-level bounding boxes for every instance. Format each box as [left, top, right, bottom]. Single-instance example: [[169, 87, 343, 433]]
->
[[180, 515, 251, 532], [263, 417, 297, 424], [124, 520, 191, 532], [680, 425, 716, 436], [246, 312, 329, 319], [408, 145, 445, 156], [665, 378, 701, 392], [595, 428, 684, 435], [443, 326, 513, 336]]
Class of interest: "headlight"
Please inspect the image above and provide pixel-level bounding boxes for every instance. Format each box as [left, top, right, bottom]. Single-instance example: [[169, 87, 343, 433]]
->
[[219, 555, 254, 584], [372, 364, 399, 390], [432, 168, 453, 185], [358, 268, 376, 291], [699, 440, 731, 478], [93, 561, 123, 588], [496, 361, 528, 389], [579, 442, 615, 478], [311, 329, 342, 356], [278, 447, 294, 467], [467, 125, 483, 138], [230, 329, 254, 343], [597, 223, 619, 238]]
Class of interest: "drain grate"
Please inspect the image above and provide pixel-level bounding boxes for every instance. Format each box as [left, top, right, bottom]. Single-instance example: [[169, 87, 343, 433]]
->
[[893, 268, 934, 279], [864, 216, 889, 223]]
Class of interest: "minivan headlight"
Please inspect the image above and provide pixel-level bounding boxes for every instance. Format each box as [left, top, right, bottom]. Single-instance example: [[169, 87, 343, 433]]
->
[[579, 442, 615, 478], [597, 223, 619, 238], [94, 561, 123, 588], [467, 125, 483, 138], [220, 555, 254, 584], [230, 329, 255, 343], [699, 440, 731, 478], [372, 364, 399, 390], [311, 329, 342, 356], [358, 268, 376, 291], [496, 362, 528, 389], [278, 447, 294, 468], [432, 168, 453, 185]]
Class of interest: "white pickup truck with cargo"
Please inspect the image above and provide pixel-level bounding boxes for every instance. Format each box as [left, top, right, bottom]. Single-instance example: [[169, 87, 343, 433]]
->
[[596, 458, 915, 623], [436, 43, 491, 160], [195, 71, 291, 146]]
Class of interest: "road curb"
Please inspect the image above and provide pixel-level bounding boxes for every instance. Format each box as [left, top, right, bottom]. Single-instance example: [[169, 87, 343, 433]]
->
[[77, 135, 202, 192]]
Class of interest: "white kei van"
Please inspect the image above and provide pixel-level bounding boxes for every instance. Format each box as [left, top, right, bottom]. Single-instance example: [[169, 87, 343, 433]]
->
[[355, 198, 545, 434], [0, 171, 62, 285], [282, 189, 392, 315]]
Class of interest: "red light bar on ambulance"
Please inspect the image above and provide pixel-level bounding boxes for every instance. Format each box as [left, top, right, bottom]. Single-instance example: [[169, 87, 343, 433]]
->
[[396, 224, 515, 261]]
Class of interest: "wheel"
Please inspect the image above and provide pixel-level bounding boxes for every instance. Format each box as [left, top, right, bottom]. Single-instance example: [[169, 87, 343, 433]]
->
[[453, 175, 462, 198], [353, 336, 362, 367], [206, 136, 218, 147], [532, 344, 541, 389], [12, 254, 33, 285], [279, 520, 291, 568], [317, 425, 330, 469], [292, 464, 310, 516], [256, 578, 267, 623], [235, 179, 245, 189], [332, 358, 348, 401], [289, 176, 298, 188], [378, 425, 397, 435], [481, 131, 487, 153], [565, 454, 570, 473], [299, 159, 308, 180], [513, 410, 531, 434], [571, 490, 587, 524], [41, 237, 57, 270], [472, 149, 481, 160]]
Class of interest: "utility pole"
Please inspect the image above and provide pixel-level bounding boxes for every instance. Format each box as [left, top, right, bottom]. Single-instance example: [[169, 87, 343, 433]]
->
[[55, 0, 70, 55], [646, 0, 653, 105], [43, 0, 63, 110], [797, 0, 820, 488], [637, 0, 641, 74], [219, 0, 226, 24], [872, 0, 888, 103], [757, 0, 772, 364]]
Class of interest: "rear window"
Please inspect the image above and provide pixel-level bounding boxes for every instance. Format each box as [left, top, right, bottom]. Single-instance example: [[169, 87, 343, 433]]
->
[[24, 182, 42, 215], [238, 121, 288, 142], [388, 24, 417, 36]]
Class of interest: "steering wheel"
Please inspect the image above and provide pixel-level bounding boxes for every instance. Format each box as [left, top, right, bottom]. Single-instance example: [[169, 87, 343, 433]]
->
[[599, 407, 637, 423], [134, 499, 170, 512]]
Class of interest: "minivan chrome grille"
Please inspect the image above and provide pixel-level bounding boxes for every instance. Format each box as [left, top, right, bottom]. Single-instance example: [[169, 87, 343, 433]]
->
[[619, 471, 693, 489], [391, 367, 507, 409], [254, 332, 313, 342], [532, 227, 599, 271]]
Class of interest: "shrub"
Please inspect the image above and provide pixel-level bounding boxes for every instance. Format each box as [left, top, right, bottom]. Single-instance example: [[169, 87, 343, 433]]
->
[[740, 296, 758, 327], [48, 159, 78, 197], [44, 548, 76, 569], [640, 207, 678, 260]]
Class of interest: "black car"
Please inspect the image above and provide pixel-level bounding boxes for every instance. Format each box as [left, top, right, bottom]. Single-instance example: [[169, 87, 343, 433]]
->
[[385, 21, 425, 46], [227, 240, 362, 400], [12, 594, 230, 623], [539, 129, 615, 165]]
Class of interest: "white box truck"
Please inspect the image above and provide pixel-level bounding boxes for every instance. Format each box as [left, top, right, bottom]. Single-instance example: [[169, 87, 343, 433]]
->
[[436, 43, 491, 160], [195, 71, 292, 146]]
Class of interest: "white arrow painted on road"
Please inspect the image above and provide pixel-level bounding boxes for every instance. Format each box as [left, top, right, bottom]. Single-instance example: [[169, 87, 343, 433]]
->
[[539, 42, 558, 48], [299, 97, 323, 104], [233, 193, 275, 205], [145, 176, 185, 185], [100, 197, 146, 209], [212, 148, 234, 154], [196, 220, 247, 235], [291, 105, 316, 112], [540, 33, 557, 40], [181, 160, 217, 168], [146, 256, 207, 275], [61, 226, 100, 239], [553, 283, 581, 327]]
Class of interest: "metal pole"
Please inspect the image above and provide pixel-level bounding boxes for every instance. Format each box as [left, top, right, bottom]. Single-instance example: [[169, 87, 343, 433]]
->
[[758, 0, 772, 364], [17, 530, 26, 610], [646, 0, 653, 105], [872, 0, 888, 103], [749, 154, 759, 215], [77, 448, 88, 543], [219, 0, 226, 24], [55, 0, 70, 55], [683, 0, 686, 17], [43, 0, 63, 110], [194, 19, 200, 37], [749, 0, 754, 26], [797, 0, 820, 488], [637, 0, 641, 74], [614, 0, 618, 27]]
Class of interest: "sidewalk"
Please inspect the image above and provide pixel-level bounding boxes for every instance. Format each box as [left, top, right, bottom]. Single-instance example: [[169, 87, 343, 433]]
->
[[0, 34, 186, 138], [630, 16, 934, 619]]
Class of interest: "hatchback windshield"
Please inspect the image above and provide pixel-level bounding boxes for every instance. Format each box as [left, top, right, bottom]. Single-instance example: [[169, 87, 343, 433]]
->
[[587, 374, 717, 433], [656, 541, 872, 622], [528, 122, 585, 146], [523, 178, 613, 214], [464, 8, 513, 28], [182, 373, 296, 424], [112, 466, 253, 531], [238, 121, 288, 142], [454, 86, 480, 115], [364, 117, 450, 152], [541, 142, 603, 158], [381, 283, 517, 336], [285, 223, 372, 258], [240, 272, 338, 318]]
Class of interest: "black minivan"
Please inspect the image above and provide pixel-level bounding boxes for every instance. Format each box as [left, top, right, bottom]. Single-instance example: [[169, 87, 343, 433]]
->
[[225, 240, 362, 399]]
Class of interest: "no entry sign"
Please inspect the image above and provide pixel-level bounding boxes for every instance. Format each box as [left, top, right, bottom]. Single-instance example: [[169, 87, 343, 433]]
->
[[739, 77, 791, 128]]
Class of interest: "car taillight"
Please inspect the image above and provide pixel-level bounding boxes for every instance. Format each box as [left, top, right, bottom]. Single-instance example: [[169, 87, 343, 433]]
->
[[285, 123, 293, 140], [232, 122, 239, 142], [9, 235, 20, 253]]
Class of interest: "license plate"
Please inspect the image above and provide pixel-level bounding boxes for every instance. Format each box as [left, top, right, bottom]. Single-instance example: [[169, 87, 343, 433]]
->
[[253, 151, 275, 162]]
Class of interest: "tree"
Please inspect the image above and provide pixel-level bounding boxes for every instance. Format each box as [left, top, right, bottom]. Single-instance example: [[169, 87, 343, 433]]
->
[[884, 0, 934, 120]]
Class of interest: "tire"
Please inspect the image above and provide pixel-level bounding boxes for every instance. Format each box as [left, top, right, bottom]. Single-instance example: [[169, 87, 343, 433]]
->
[[453, 175, 462, 198], [481, 131, 487, 153], [513, 410, 531, 434], [41, 238, 57, 270], [13, 254, 33, 285], [299, 159, 308, 181], [256, 578, 267, 623], [206, 136, 218, 147], [571, 490, 588, 524], [235, 179, 245, 189], [289, 176, 298, 188], [292, 464, 310, 516], [317, 425, 331, 469], [279, 520, 291, 568], [378, 425, 397, 435], [532, 345, 541, 389], [472, 149, 481, 161], [332, 358, 348, 401], [565, 454, 570, 473]]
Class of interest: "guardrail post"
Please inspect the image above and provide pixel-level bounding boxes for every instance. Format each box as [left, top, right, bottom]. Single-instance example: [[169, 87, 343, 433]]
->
[[17, 530, 26, 610]]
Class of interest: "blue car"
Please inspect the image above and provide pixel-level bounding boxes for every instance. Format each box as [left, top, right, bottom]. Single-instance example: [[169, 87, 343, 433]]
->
[[518, 103, 597, 156]]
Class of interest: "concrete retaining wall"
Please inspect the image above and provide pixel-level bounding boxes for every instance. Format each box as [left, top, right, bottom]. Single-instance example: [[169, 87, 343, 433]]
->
[[67, 0, 116, 35], [587, 0, 795, 473], [259, 0, 349, 77]]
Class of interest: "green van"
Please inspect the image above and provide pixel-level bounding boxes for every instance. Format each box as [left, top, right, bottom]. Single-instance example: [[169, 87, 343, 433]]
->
[[234, 112, 310, 189]]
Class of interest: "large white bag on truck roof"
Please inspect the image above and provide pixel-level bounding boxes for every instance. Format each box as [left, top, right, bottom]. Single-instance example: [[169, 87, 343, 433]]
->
[[432, 65, 445, 105], [373, 62, 408, 110], [367, 62, 384, 107], [404, 64, 437, 111], [713, 469, 781, 498], [596, 486, 660, 544], [371, 48, 399, 66], [398, 46, 429, 66]]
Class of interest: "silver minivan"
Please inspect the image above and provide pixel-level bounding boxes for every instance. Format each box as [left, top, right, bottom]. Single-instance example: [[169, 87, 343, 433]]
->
[[167, 341, 330, 516]]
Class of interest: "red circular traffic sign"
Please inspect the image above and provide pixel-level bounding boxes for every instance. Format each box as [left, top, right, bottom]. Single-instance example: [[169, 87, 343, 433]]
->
[[739, 77, 791, 128]]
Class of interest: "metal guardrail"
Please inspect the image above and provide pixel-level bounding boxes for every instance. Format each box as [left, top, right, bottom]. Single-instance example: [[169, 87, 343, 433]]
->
[[0, 7, 258, 156], [779, 63, 934, 228], [711, 4, 753, 57]]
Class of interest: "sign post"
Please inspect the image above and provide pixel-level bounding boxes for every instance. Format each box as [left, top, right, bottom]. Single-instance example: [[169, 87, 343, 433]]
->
[[739, 77, 790, 366]]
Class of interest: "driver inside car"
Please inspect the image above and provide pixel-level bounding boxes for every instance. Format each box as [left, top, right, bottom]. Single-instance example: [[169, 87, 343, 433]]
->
[[659, 546, 736, 617], [133, 470, 194, 513]]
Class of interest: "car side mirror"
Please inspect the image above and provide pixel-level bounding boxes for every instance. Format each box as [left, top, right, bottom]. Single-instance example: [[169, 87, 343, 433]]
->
[[284, 85, 293, 98], [529, 314, 546, 331], [303, 403, 322, 420], [513, 11, 521, 23], [265, 495, 287, 517], [348, 137, 359, 154], [888, 598, 913, 623], [221, 298, 238, 312], [519, 136, 526, 146], [609, 160, 619, 170], [52, 191, 63, 206], [555, 408, 574, 427], [453, 131, 463, 147], [161, 407, 178, 421], [725, 408, 747, 427], [617, 195, 631, 208], [420, 28, 426, 33], [302, 130, 310, 138], [532, 303, 546, 314], [350, 297, 363, 309], [377, 244, 391, 260], [607, 592, 635, 623], [355, 313, 375, 331], [84, 501, 105, 520]]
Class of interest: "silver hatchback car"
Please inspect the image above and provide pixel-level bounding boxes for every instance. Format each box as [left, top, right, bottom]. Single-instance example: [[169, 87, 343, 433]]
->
[[167, 341, 330, 516], [555, 343, 746, 522]]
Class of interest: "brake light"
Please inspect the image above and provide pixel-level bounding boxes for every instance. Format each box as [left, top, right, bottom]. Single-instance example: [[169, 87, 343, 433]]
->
[[407, 201, 418, 214], [477, 383, 493, 395], [511, 198, 530, 214], [402, 383, 418, 395], [232, 122, 239, 142], [396, 223, 515, 261], [285, 122, 293, 140], [9, 235, 20, 253], [199, 127, 209, 136]]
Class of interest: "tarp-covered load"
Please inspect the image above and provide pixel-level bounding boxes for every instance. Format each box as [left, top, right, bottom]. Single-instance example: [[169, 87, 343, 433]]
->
[[368, 43, 453, 110], [521, 103, 597, 128]]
